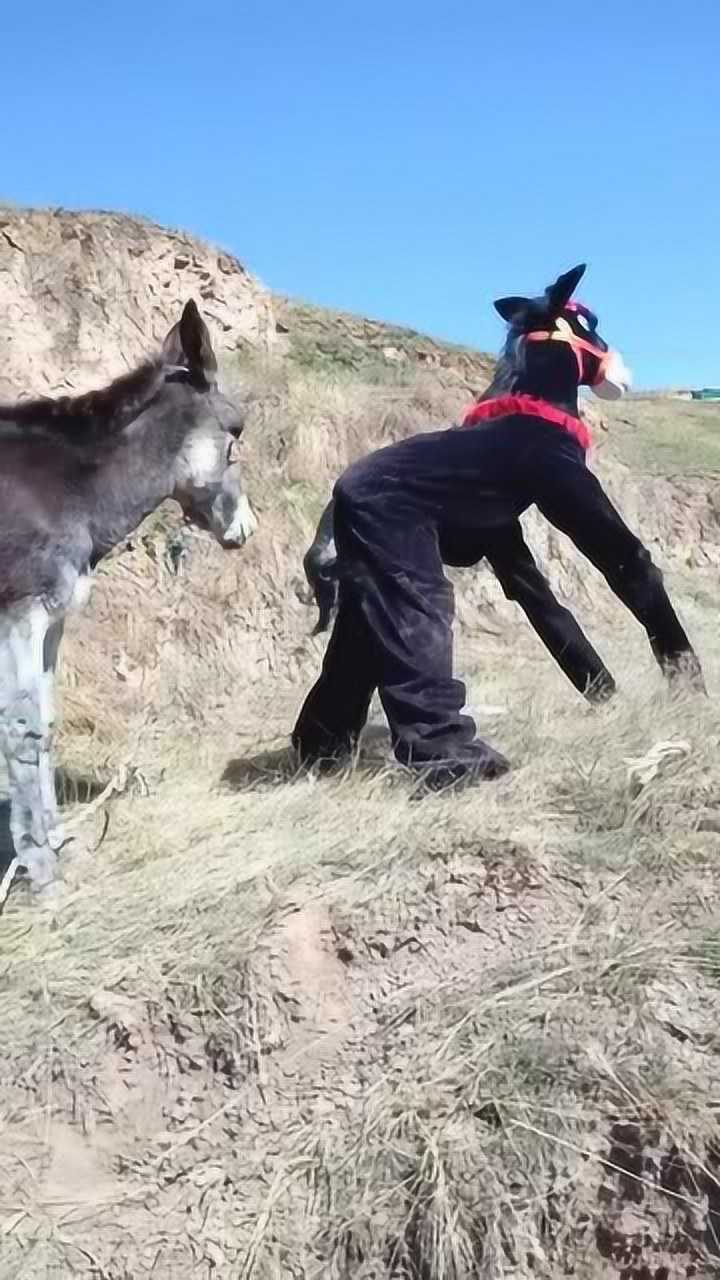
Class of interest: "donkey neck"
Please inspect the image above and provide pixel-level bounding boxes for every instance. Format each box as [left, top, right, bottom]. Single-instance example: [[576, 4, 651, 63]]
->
[[83, 407, 180, 562]]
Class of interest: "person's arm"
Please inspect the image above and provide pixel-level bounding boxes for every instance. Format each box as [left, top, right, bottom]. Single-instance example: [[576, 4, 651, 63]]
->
[[530, 442, 705, 690], [482, 522, 616, 702]]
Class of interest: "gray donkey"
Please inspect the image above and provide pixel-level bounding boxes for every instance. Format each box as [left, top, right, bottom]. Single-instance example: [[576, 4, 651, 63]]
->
[[0, 299, 257, 901]]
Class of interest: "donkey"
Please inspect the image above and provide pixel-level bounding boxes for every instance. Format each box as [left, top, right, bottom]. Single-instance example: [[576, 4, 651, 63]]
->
[[0, 299, 257, 901]]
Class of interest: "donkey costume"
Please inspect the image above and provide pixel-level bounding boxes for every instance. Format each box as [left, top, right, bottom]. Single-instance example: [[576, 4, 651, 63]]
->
[[304, 496, 617, 701], [293, 266, 704, 787]]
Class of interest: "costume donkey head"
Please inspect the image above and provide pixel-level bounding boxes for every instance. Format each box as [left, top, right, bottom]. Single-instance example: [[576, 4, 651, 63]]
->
[[490, 263, 632, 403], [302, 264, 632, 635]]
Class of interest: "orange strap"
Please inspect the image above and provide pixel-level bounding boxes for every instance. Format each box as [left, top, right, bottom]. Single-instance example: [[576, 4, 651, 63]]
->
[[525, 329, 608, 385]]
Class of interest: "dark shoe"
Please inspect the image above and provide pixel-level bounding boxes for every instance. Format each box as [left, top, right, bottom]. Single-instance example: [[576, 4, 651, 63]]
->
[[291, 731, 354, 775], [663, 652, 707, 696], [585, 672, 617, 704], [404, 740, 511, 792]]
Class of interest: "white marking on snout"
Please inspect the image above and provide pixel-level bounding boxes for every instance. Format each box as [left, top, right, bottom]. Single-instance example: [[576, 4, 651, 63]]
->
[[184, 436, 221, 485], [592, 350, 633, 401], [223, 494, 258, 546]]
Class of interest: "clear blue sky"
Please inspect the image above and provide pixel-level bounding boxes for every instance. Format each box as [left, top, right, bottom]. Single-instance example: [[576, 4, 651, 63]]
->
[[2, 0, 718, 388]]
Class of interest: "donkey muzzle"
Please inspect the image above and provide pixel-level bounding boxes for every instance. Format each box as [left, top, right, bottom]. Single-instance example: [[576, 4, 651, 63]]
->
[[206, 463, 259, 548], [216, 493, 258, 548]]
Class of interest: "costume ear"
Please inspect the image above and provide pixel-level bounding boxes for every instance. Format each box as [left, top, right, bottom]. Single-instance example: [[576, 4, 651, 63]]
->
[[493, 295, 530, 325], [545, 264, 586, 314]]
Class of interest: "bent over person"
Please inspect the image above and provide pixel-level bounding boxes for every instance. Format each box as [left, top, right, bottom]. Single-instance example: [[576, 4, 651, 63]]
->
[[293, 264, 704, 788], [304, 497, 619, 701]]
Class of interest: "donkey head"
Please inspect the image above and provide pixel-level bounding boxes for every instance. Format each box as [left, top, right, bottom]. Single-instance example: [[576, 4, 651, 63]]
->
[[161, 301, 257, 548], [493, 265, 632, 400]]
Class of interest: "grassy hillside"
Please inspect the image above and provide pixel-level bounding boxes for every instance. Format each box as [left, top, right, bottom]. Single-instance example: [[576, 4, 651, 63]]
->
[[1, 337, 720, 1278], [272, 295, 495, 390], [600, 397, 720, 476]]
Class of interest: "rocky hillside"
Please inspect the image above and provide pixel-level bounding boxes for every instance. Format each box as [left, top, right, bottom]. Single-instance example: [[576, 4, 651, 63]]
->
[[0, 207, 502, 402], [273, 295, 495, 392], [0, 208, 276, 398]]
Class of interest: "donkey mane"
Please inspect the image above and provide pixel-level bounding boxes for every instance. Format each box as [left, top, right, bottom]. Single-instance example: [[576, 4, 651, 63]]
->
[[0, 358, 169, 438]]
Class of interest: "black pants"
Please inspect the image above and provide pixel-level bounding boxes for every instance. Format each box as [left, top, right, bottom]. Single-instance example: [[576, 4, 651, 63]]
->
[[293, 417, 701, 764], [293, 523, 617, 761], [441, 522, 615, 703]]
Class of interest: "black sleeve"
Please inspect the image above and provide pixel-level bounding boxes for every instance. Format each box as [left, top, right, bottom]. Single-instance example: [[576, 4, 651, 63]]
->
[[530, 442, 705, 688], [482, 522, 616, 702]]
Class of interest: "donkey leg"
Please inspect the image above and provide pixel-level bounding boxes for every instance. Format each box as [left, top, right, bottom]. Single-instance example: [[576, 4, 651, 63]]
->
[[0, 623, 19, 903], [0, 761, 15, 909], [0, 604, 59, 894], [38, 618, 65, 852]]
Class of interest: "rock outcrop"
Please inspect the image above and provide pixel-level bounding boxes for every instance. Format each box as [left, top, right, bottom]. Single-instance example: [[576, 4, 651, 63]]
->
[[0, 207, 276, 398]]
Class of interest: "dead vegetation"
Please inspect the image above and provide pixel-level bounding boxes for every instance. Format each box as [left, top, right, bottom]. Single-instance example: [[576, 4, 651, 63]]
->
[[1, 349, 720, 1278]]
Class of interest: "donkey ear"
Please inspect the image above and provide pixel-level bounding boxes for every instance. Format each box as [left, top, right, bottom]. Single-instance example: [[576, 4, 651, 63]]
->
[[545, 264, 586, 313], [178, 299, 218, 378], [493, 295, 530, 325], [161, 318, 185, 367], [162, 300, 218, 379]]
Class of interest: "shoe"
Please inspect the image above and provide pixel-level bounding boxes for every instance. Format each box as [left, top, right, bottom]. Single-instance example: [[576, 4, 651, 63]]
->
[[404, 740, 511, 792], [291, 732, 354, 775], [664, 652, 707, 696], [585, 673, 616, 705]]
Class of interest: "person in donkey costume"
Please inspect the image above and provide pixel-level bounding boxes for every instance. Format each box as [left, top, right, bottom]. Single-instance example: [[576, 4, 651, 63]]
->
[[293, 265, 704, 788], [303, 498, 619, 702]]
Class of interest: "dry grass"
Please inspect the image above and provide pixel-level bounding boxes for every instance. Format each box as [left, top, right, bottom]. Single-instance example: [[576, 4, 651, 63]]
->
[[600, 397, 720, 477], [1, 358, 720, 1279]]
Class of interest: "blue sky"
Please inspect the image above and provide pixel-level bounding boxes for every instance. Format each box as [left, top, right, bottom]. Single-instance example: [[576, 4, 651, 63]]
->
[[2, 0, 718, 387]]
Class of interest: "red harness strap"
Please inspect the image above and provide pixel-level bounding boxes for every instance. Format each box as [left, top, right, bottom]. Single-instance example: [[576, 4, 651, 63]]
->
[[460, 393, 591, 452]]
